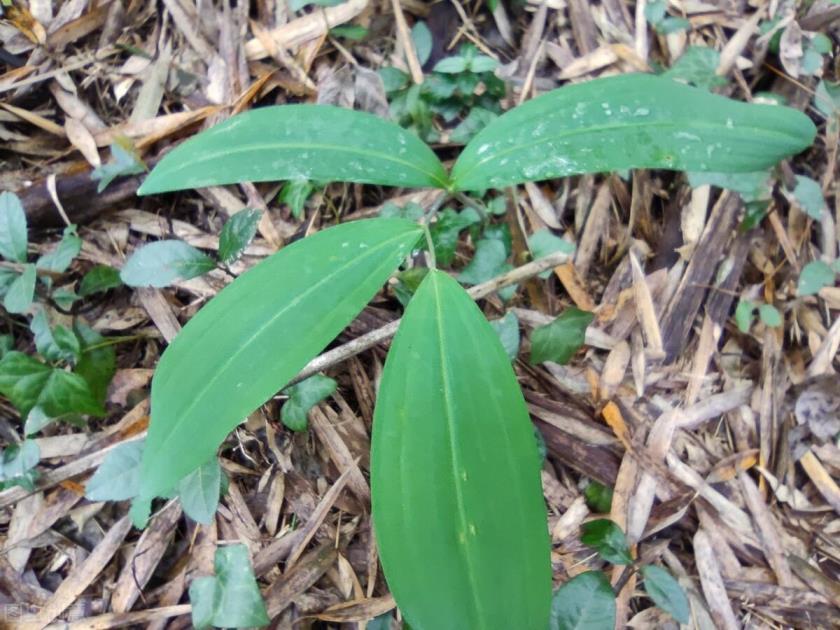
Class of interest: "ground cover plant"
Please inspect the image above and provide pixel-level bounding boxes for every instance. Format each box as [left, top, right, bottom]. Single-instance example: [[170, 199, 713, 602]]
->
[[122, 73, 814, 629]]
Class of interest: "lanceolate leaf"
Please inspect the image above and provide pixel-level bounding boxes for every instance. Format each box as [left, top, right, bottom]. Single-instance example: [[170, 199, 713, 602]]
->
[[139, 219, 422, 501], [450, 74, 816, 191], [138, 106, 450, 194], [372, 270, 551, 630]]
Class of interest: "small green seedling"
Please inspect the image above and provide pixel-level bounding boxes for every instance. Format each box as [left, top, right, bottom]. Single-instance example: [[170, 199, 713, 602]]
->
[[117, 73, 812, 629]]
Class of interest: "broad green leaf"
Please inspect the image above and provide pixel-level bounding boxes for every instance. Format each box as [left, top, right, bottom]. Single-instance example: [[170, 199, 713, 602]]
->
[[0, 352, 104, 419], [91, 141, 146, 193], [218, 209, 262, 265], [489, 311, 520, 360], [411, 20, 432, 66], [814, 80, 840, 117], [178, 457, 222, 524], [580, 519, 633, 565], [79, 265, 122, 296], [665, 46, 727, 89], [189, 544, 268, 629], [457, 238, 508, 285], [120, 240, 216, 288], [379, 200, 425, 221], [450, 74, 816, 191], [528, 230, 574, 279], [139, 219, 422, 501], [550, 571, 616, 630], [798, 261, 836, 296], [138, 106, 449, 194], [379, 67, 410, 93], [278, 179, 315, 219], [792, 175, 825, 219], [75, 324, 116, 405], [640, 564, 690, 624], [0, 269, 16, 298], [758, 303, 782, 328], [583, 481, 614, 513], [0, 335, 12, 357], [371, 270, 551, 630], [330, 24, 368, 40], [37, 225, 81, 273], [530, 308, 594, 365], [0, 191, 27, 263], [85, 440, 144, 501], [4, 264, 35, 314], [280, 374, 337, 432]]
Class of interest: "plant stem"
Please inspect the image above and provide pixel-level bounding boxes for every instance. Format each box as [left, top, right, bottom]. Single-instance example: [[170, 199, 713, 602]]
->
[[453, 191, 489, 223], [422, 222, 437, 269], [289, 248, 570, 385]]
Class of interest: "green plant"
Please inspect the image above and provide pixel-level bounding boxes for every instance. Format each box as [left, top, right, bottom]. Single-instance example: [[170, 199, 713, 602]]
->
[[559, 518, 690, 627], [117, 73, 812, 628], [0, 193, 116, 440]]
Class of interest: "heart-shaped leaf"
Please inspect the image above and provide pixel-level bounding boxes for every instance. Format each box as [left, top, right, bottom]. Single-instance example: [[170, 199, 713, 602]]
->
[[139, 219, 422, 501], [550, 571, 616, 630], [372, 269, 551, 630], [138, 106, 449, 194], [451, 73, 816, 191]]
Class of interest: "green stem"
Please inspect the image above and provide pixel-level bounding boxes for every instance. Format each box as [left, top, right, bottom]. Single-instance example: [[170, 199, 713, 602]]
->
[[81, 334, 147, 353], [422, 222, 437, 269], [453, 191, 489, 224]]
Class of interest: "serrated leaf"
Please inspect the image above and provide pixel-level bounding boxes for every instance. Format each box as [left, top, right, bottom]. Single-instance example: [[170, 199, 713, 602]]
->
[[450, 74, 815, 191], [489, 311, 520, 360], [581, 519, 633, 565], [218, 209, 262, 265], [138, 106, 449, 194], [178, 457, 222, 524], [79, 265, 123, 296], [372, 270, 551, 630], [550, 571, 616, 630], [37, 225, 81, 272], [85, 440, 144, 501], [0, 191, 27, 263], [457, 238, 508, 285], [120, 240, 216, 288], [280, 374, 337, 432], [641, 564, 690, 624], [792, 175, 825, 219], [530, 308, 594, 365], [0, 351, 104, 419], [4, 264, 35, 314], [528, 229, 574, 278], [798, 261, 836, 296], [139, 219, 422, 501], [188, 544, 268, 629]]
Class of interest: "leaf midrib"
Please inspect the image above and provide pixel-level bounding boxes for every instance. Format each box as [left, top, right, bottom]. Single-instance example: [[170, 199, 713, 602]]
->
[[152, 142, 450, 190], [431, 273, 486, 629], [453, 117, 809, 187], [145, 228, 420, 490]]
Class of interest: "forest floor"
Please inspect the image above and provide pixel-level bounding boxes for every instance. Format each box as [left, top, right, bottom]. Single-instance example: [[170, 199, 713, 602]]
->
[[1, 1, 839, 628]]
